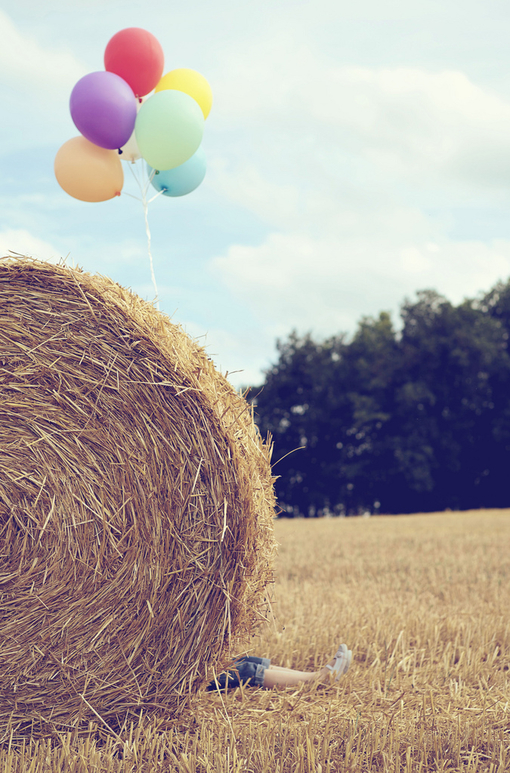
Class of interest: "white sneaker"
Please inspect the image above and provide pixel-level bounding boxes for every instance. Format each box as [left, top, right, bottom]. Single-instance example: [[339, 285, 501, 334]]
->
[[325, 643, 352, 681]]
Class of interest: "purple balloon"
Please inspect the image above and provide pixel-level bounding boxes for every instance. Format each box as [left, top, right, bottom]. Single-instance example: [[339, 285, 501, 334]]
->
[[70, 71, 137, 150]]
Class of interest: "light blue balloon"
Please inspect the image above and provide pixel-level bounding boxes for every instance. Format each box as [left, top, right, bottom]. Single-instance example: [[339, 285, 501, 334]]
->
[[148, 146, 206, 197]]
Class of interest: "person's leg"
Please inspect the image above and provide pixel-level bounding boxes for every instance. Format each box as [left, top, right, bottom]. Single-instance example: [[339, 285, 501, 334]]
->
[[206, 656, 270, 691], [262, 665, 319, 688], [207, 646, 352, 691], [262, 644, 352, 689]]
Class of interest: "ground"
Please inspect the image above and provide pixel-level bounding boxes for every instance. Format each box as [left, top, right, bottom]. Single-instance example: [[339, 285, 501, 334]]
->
[[1, 510, 509, 772]]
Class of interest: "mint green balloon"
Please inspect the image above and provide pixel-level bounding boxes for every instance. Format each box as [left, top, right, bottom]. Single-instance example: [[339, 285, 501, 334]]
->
[[135, 90, 204, 171]]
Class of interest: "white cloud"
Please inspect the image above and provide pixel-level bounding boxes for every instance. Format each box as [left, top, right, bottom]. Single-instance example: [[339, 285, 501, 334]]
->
[[349, 68, 510, 190], [212, 229, 510, 338], [211, 36, 510, 215], [0, 11, 87, 149], [209, 157, 300, 231], [0, 230, 64, 264], [0, 10, 87, 93], [206, 39, 510, 355], [400, 246, 433, 274]]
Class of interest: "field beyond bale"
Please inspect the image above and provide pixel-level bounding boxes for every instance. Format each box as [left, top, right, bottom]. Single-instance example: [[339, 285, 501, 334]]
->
[[1, 510, 510, 772]]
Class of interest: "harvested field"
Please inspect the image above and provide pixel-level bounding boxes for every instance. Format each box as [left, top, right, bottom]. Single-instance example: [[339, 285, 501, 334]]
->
[[1, 509, 509, 771]]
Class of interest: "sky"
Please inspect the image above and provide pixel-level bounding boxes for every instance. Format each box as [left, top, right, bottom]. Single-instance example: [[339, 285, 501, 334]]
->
[[2, 0, 510, 387]]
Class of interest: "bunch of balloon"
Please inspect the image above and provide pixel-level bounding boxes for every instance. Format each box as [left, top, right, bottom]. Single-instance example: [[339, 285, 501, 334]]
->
[[54, 27, 212, 304]]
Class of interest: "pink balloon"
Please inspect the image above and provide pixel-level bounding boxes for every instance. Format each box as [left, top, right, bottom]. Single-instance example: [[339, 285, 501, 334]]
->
[[104, 28, 164, 98], [70, 71, 137, 150]]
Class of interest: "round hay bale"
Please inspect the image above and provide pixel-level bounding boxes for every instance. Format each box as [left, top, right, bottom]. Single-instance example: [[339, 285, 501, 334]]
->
[[0, 257, 276, 738]]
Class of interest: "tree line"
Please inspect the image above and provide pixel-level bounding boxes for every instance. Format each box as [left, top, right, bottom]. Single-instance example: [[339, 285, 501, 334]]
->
[[250, 281, 510, 515]]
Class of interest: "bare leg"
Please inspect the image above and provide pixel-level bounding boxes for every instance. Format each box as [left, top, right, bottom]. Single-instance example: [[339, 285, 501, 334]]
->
[[262, 665, 319, 689], [262, 645, 352, 689]]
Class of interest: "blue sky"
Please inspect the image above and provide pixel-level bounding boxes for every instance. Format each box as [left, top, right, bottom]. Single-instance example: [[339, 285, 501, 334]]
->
[[3, 0, 510, 387]]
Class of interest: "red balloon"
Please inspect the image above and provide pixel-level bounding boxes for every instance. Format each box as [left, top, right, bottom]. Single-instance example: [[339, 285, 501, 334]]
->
[[104, 28, 164, 98]]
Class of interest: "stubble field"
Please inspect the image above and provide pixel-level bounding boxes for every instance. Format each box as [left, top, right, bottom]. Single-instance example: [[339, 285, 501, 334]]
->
[[1, 510, 509, 771]]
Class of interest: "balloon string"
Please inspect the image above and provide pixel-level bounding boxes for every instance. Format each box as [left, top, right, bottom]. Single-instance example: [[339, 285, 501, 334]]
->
[[128, 162, 160, 309], [148, 189, 165, 204], [142, 191, 159, 310], [128, 161, 142, 190]]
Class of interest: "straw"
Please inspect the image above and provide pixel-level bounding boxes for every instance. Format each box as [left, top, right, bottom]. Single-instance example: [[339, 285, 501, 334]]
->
[[0, 256, 276, 739]]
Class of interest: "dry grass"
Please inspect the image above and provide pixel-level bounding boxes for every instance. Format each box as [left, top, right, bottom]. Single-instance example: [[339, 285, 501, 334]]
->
[[1, 509, 509, 771]]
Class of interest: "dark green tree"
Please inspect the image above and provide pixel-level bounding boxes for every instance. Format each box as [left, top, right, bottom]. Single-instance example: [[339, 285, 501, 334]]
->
[[386, 290, 510, 511], [253, 313, 400, 515], [252, 331, 347, 515], [252, 282, 510, 516]]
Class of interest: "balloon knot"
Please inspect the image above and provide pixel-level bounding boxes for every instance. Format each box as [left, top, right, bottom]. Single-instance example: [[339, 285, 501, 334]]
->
[[115, 191, 121, 197], [155, 170, 160, 175], [118, 149, 123, 155], [138, 96, 143, 103]]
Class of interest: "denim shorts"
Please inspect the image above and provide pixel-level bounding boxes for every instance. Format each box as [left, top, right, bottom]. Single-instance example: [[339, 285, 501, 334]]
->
[[206, 656, 271, 691]]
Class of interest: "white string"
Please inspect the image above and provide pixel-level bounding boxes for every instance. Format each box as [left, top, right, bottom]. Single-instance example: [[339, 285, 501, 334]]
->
[[142, 193, 159, 310], [148, 189, 165, 204], [127, 161, 141, 192], [127, 160, 160, 309]]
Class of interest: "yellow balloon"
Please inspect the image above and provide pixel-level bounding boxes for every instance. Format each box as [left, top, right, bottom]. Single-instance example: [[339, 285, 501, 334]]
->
[[155, 68, 213, 119], [54, 137, 124, 202]]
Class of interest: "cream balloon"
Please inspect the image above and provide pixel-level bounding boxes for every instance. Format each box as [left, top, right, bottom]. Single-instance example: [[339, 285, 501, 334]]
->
[[119, 131, 142, 163], [120, 97, 145, 163], [55, 137, 124, 202]]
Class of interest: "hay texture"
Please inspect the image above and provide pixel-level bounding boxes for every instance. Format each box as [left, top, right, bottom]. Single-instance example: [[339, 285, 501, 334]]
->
[[0, 257, 276, 738]]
